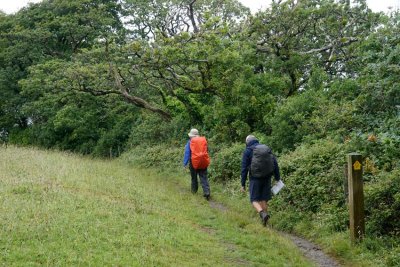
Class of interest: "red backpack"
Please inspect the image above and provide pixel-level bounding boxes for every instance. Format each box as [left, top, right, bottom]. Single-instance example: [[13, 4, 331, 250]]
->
[[190, 136, 210, 170]]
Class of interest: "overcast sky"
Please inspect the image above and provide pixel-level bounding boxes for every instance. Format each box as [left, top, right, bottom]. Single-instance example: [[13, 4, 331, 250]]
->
[[240, 0, 399, 13], [0, 0, 399, 14]]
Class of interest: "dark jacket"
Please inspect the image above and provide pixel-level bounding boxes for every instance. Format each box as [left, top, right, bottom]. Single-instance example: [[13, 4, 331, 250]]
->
[[241, 139, 281, 187]]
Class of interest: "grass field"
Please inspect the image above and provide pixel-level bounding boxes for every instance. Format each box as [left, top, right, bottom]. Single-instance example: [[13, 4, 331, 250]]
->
[[0, 146, 313, 266]]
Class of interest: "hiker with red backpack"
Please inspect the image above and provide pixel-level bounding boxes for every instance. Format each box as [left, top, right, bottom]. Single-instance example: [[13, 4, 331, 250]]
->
[[241, 135, 281, 226], [183, 129, 211, 200]]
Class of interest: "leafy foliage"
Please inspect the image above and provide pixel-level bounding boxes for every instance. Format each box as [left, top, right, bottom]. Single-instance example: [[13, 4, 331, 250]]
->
[[276, 139, 346, 213], [122, 144, 182, 170], [0, 0, 399, 249], [208, 143, 243, 182], [365, 169, 400, 237]]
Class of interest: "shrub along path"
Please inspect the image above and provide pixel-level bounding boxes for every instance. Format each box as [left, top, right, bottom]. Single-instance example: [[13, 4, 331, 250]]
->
[[1, 146, 333, 266]]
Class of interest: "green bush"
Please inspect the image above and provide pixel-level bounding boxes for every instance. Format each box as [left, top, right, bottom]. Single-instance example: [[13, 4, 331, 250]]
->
[[208, 143, 243, 182], [266, 90, 320, 152], [364, 168, 400, 237], [344, 124, 400, 173], [121, 145, 183, 170], [93, 117, 135, 157], [127, 114, 189, 147], [276, 139, 346, 213]]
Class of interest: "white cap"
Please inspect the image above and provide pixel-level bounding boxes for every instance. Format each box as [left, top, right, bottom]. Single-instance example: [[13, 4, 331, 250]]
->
[[188, 128, 199, 138]]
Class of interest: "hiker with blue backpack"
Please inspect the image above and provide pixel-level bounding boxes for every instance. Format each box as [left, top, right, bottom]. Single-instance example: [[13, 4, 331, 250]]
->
[[241, 135, 282, 226], [183, 128, 211, 200]]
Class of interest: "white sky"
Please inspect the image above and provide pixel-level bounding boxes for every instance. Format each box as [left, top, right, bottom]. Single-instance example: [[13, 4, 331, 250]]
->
[[239, 0, 399, 13], [0, 0, 398, 14]]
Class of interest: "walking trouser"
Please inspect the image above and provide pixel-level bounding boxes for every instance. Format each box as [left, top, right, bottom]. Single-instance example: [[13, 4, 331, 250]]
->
[[189, 162, 210, 196]]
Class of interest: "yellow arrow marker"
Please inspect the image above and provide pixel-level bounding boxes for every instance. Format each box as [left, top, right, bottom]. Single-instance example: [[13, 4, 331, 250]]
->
[[353, 160, 362, 170]]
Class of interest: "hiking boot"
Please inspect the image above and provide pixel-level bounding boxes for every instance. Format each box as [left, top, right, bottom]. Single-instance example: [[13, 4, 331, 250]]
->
[[204, 194, 211, 201], [259, 211, 270, 226]]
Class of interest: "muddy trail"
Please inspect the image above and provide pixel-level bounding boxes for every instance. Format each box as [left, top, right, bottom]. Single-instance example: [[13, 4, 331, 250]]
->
[[208, 199, 341, 267], [281, 232, 341, 267]]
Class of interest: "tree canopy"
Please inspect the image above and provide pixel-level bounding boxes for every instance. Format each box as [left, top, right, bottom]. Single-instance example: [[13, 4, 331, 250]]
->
[[0, 0, 398, 154]]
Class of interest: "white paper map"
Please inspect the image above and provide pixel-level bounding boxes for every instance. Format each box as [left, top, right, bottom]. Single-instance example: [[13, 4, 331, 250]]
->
[[271, 180, 285, 195]]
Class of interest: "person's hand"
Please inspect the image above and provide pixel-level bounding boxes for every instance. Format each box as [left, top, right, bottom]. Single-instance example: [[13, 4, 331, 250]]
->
[[240, 186, 246, 193]]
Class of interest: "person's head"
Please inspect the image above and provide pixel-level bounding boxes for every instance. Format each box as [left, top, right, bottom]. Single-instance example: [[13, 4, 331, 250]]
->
[[245, 134, 258, 145], [188, 128, 199, 138]]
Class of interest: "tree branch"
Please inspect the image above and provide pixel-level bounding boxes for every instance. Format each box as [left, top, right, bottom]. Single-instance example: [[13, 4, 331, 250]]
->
[[188, 0, 199, 33], [104, 39, 171, 120], [300, 37, 358, 55], [111, 64, 172, 121], [80, 84, 120, 96]]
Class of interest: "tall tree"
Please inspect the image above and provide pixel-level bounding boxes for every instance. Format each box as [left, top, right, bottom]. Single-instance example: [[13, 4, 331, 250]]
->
[[0, 0, 124, 135], [250, 0, 380, 96], [31, 0, 251, 124]]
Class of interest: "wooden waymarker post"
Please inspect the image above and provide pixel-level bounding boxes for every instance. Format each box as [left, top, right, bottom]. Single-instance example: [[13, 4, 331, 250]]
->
[[347, 153, 365, 243]]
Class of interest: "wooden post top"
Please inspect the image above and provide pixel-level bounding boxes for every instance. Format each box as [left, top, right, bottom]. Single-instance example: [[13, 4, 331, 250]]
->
[[348, 152, 362, 155]]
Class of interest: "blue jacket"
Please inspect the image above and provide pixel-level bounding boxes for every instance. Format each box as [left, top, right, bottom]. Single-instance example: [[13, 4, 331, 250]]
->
[[183, 139, 191, 167], [241, 140, 281, 187]]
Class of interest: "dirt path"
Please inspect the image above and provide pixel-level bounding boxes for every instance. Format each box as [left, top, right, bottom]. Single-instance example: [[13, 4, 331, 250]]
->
[[280, 232, 341, 267], [208, 199, 341, 267]]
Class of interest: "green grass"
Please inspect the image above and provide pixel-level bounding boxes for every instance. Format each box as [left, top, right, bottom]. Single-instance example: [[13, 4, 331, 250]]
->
[[0, 146, 313, 266]]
